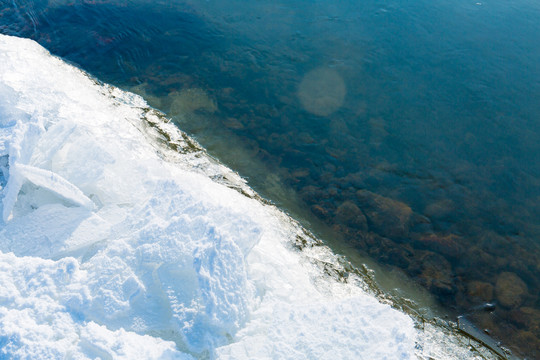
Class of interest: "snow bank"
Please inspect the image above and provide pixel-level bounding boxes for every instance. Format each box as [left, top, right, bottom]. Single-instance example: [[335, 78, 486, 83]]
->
[[0, 34, 479, 359]]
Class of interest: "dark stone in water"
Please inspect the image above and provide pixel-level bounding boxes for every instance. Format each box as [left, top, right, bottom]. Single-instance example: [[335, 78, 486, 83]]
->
[[385, 246, 415, 269], [364, 233, 399, 260], [335, 201, 368, 231], [455, 246, 497, 280], [412, 251, 456, 296], [478, 230, 515, 257], [356, 190, 412, 239]]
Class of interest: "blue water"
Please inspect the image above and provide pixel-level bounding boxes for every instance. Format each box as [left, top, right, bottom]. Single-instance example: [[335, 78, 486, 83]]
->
[[2, 0, 540, 357]]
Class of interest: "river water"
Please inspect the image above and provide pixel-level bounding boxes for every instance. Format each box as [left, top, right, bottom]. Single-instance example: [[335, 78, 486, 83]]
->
[[1, 0, 539, 357]]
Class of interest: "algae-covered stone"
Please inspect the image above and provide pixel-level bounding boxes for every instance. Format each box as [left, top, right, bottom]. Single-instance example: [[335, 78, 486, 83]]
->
[[495, 272, 528, 308]]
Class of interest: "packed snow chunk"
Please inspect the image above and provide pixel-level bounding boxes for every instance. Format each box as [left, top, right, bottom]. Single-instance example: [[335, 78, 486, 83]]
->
[[217, 296, 414, 360], [79, 184, 258, 353], [0, 33, 423, 359], [0, 252, 191, 360]]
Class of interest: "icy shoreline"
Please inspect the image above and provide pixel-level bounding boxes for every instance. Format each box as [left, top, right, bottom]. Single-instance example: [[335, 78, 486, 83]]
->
[[0, 34, 500, 359]]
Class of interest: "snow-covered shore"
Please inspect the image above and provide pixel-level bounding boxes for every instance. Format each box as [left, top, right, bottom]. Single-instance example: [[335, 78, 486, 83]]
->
[[0, 34, 496, 360]]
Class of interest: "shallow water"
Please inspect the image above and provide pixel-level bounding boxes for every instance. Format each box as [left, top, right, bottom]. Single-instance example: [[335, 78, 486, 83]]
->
[[2, 0, 540, 357]]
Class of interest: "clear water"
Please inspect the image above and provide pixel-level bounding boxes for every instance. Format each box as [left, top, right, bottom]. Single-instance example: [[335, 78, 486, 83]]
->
[[1, 0, 539, 357]]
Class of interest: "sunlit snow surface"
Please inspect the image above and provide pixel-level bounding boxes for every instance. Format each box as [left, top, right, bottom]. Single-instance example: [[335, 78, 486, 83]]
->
[[0, 35, 493, 360]]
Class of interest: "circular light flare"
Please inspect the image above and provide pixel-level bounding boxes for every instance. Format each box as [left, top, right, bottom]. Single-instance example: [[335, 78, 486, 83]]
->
[[297, 67, 346, 117]]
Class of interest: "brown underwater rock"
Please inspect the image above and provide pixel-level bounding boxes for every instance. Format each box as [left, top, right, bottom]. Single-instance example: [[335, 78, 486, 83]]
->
[[510, 307, 540, 331], [495, 272, 528, 309], [356, 190, 412, 238], [466, 281, 494, 302], [411, 251, 456, 296], [335, 201, 368, 231]]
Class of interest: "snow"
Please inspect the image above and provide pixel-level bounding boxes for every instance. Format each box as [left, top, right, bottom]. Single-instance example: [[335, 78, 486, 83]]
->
[[0, 34, 489, 360]]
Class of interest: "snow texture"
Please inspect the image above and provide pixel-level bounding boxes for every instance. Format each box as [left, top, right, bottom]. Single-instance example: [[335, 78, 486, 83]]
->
[[0, 34, 483, 360]]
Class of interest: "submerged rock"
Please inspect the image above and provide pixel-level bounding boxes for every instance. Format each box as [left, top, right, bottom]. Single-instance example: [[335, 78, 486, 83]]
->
[[415, 233, 464, 258], [364, 232, 397, 259], [495, 272, 528, 309], [466, 281, 494, 302], [335, 200, 368, 231], [356, 190, 412, 239], [412, 251, 456, 296], [510, 307, 540, 330]]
